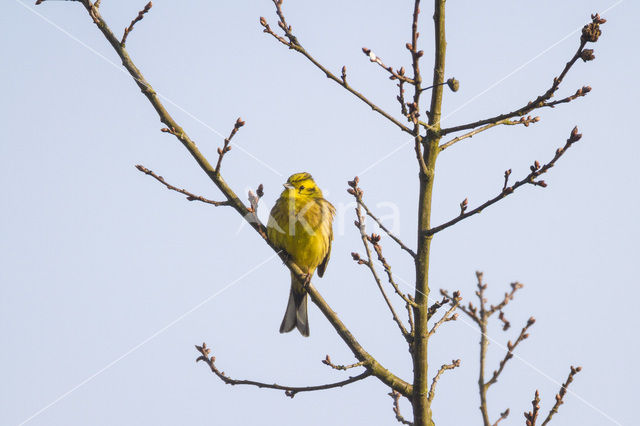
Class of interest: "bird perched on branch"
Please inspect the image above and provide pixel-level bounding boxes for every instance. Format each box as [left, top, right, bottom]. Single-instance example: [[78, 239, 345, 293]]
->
[[267, 172, 335, 337]]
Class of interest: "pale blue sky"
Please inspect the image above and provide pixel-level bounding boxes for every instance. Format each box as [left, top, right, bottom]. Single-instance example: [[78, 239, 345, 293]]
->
[[2, 1, 638, 425]]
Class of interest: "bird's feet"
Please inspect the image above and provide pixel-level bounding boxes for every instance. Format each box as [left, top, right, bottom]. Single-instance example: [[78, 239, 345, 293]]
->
[[302, 273, 312, 290]]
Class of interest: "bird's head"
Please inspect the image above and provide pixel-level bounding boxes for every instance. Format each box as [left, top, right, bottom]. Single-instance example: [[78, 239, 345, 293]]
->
[[282, 172, 323, 198]]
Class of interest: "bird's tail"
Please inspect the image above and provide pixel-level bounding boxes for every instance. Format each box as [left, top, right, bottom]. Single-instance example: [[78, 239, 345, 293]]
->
[[280, 272, 309, 337]]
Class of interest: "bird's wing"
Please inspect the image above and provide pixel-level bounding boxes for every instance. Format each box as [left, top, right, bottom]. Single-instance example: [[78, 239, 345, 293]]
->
[[316, 200, 335, 278]]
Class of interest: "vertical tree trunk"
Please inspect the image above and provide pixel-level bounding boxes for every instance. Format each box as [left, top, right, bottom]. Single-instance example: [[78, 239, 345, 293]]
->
[[412, 1, 446, 425]]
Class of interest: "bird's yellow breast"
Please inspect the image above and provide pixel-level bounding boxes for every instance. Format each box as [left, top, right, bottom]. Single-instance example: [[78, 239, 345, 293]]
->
[[267, 194, 334, 274]]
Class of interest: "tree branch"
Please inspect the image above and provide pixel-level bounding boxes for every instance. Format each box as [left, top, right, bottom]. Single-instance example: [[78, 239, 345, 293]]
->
[[322, 355, 366, 371], [260, 0, 413, 135], [121, 1, 152, 46], [525, 391, 541, 426], [440, 289, 480, 325], [485, 317, 535, 388], [540, 366, 582, 426], [353, 197, 411, 340], [439, 116, 540, 152], [428, 294, 459, 337], [440, 14, 605, 137], [361, 47, 414, 84], [135, 165, 231, 206], [427, 359, 461, 403], [348, 177, 417, 258], [215, 117, 245, 174], [195, 343, 371, 398], [427, 127, 583, 236], [492, 409, 510, 426], [389, 390, 414, 426]]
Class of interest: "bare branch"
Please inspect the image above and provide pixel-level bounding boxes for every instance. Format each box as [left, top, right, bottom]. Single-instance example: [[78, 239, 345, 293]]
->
[[440, 15, 605, 137], [121, 1, 152, 46], [306, 282, 413, 398], [429, 293, 460, 337], [397, 80, 409, 118], [135, 165, 231, 206], [485, 317, 535, 388], [540, 366, 583, 426], [427, 359, 461, 403], [260, 1, 413, 135], [215, 117, 245, 174], [405, 294, 415, 336], [440, 289, 479, 324], [361, 48, 414, 84], [492, 409, 510, 426], [195, 343, 371, 398], [389, 390, 414, 426], [322, 355, 366, 371], [487, 281, 524, 317], [353, 197, 411, 339], [439, 116, 540, 152], [348, 177, 416, 258], [525, 390, 541, 426], [427, 127, 583, 236], [248, 184, 264, 214]]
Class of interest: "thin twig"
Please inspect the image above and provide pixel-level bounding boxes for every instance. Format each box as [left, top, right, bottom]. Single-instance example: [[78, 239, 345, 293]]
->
[[429, 294, 460, 337], [348, 179, 416, 309], [440, 15, 605, 136], [485, 317, 535, 387], [121, 1, 152, 46], [195, 343, 371, 398], [540, 366, 582, 426], [525, 390, 541, 426], [353, 200, 411, 339], [405, 294, 415, 336], [487, 281, 524, 316], [397, 80, 408, 118], [260, 1, 413, 135], [135, 165, 231, 206], [492, 409, 510, 426], [361, 48, 414, 84], [440, 289, 479, 324], [427, 127, 583, 236], [427, 359, 461, 403], [348, 177, 416, 258], [215, 117, 245, 174], [439, 116, 540, 151], [389, 390, 414, 426], [322, 355, 366, 371], [370, 236, 417, 307]]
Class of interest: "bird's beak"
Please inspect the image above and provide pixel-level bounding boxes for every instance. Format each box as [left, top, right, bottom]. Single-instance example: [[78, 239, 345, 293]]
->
[[283, 183, 295, 190]]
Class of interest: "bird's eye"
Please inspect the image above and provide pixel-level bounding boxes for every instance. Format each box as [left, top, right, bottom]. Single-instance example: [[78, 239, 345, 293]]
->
[[299, 185, 305, 191]]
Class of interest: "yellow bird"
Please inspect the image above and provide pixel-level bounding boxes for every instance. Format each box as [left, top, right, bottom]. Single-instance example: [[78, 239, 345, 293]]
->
[[267, 172, 335, 337]]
